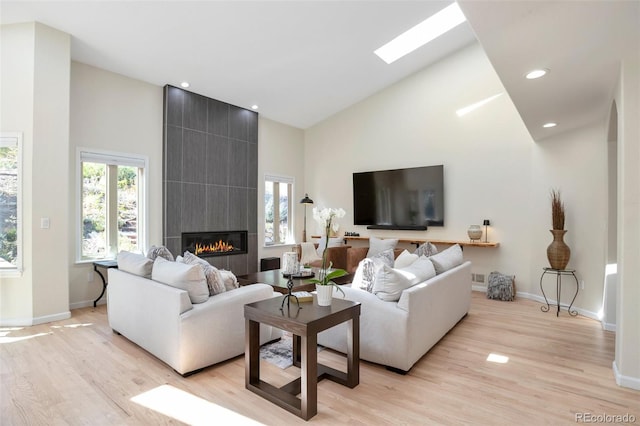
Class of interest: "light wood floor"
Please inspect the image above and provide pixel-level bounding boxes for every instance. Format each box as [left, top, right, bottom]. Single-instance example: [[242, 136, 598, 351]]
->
[[1, 292, 638, 425]]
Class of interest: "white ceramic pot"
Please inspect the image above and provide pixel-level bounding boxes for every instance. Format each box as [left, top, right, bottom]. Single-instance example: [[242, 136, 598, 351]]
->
[[316, 285, 333, 306], [467, 225, 483, 241]]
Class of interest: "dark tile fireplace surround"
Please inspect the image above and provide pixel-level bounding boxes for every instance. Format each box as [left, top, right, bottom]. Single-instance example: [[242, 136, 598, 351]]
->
[[163, 85, 258, 275]]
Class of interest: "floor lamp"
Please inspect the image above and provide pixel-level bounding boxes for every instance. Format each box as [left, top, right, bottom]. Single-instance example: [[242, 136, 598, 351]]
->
[[300, 194, 314, 242]]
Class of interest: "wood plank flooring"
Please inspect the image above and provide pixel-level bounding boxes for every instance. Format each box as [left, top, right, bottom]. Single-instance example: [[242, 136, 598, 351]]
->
[[1, 292, 638, 425]]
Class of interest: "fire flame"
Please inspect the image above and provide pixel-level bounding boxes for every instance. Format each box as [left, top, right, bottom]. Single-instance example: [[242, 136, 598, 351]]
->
[[195, 240, 235, 255]]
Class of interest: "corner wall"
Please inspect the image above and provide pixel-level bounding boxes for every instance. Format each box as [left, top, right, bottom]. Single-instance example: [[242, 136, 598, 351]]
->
[[0, 23, 71, 325], [304, 42, 609, 318]]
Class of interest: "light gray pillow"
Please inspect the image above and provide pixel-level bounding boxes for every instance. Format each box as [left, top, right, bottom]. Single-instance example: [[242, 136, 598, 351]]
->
[[372, 256, 436, 302], [370, 248, 395, 268], [182, 250, 226, 295], [371, 265, 413, 301], [117, 251, 153, 278], [151, 257, 209, 304], [352, 258, 384, 293], [428, 244, 463, 274], [394, 250, 419, 269], [219, 269, 239, 291], [147, 245, 174, 262], [414, 241, 438, 257], [366, 237, 398, 258]]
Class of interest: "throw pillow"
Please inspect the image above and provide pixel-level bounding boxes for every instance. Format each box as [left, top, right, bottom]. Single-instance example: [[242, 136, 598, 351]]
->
[[366, 237, 398, 258], [147, 245, 175, 262], [428, 244, 464, 274], [219, 269, 239, 291], [394, 250, 419, 269], [371, 248, 394, 268], [372, 256, 436, 302], [151, 257, 209, 304], [182, 250, 226, 295], [371, 265, 413, 302], [117, 251, 154, 278], [414, 241, 438, 257], [352, 258, 383, 293], [396, 255, 436, 284], [182, 250, 209, 267]]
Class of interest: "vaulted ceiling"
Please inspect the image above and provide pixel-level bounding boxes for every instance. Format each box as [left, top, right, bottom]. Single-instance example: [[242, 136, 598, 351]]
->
[[2, 1, 638, 141]]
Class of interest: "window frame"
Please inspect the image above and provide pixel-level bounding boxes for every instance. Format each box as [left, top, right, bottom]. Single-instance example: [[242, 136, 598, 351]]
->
[[76, 148, 149, 263], [0, 132, 23, 276], [264, 174, 295, 247]]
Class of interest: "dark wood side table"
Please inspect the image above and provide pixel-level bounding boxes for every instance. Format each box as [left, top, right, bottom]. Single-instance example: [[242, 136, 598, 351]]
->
[[539, 267, 579, 317], [244, 296, 360, 420], [92, 260, 118, 307]]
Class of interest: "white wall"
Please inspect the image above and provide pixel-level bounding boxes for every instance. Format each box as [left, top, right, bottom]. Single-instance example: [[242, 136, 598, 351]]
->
[[614, 50, 640, 389], [304, 42, 609, 318], [68, 62, 163, 308], [0, 23, 71, 325], [257, 117, 305, 267]]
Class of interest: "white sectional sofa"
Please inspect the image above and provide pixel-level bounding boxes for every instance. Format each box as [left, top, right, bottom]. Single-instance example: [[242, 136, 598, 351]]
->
[[318, 256, 472, 373], [107, 266, 281, 375]]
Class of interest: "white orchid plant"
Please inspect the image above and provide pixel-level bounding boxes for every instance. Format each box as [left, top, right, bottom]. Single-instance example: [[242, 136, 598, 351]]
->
[[309, 207, 347, 295]]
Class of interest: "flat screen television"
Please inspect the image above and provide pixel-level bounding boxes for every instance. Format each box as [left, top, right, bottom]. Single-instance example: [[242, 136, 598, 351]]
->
[[353, 165, 444, 230]]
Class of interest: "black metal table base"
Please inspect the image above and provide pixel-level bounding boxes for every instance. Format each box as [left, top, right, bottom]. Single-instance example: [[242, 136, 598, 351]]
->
[[92, 260, 118, 307], [539, 267, 579, 317]]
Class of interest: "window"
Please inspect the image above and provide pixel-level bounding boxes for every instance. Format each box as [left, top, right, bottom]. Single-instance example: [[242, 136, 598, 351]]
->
[[78, 150, 147, 261], [0, 132, 22, 273], [264, 175, 293, 246]]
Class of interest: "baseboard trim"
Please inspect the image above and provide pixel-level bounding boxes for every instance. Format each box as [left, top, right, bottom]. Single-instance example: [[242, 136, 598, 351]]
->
[[1, 311, 71, 327], [471, 288, 601, 322], [613, 360, 640, 390], [601, 322, 616, 332], [69, 299, 106, 310]]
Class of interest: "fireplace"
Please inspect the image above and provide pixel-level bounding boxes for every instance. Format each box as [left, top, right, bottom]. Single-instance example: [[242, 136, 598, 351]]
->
[[182, 231, 248, 258]]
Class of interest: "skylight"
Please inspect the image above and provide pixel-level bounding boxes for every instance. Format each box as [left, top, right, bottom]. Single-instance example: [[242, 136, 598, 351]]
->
[[374, 2, 467, 64]]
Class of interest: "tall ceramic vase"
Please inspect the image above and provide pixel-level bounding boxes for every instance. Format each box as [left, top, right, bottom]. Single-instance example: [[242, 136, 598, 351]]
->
[[547, 229, 571, 270]]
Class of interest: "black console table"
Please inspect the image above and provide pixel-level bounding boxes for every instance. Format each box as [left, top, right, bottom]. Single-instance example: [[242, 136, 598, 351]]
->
[[539, 267, 579, 317], [92, 260, 118, 307]]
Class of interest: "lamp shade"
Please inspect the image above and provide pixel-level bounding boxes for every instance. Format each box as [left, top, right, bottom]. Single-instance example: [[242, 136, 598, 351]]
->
[[483, 219, 490, 226], [300, 193, 314, 205]]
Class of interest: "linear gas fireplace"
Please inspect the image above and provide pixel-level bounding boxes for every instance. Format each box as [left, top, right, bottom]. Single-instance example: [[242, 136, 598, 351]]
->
[[182, 231, 248, 258]]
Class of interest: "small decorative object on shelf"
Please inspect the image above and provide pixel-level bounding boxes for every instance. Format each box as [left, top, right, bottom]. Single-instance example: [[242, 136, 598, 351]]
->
[[467, 225, 482, 242], [483, 219, 491, 243]]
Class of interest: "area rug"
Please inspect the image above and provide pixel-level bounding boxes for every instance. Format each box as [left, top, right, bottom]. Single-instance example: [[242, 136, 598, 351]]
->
[[260, 334, 323, 369]]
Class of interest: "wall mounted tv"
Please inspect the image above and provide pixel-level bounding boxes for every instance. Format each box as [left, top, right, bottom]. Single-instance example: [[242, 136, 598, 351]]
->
[[353, 165, 444, 230]]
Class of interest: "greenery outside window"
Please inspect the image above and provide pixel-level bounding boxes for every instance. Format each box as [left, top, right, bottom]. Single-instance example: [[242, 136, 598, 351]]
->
[[78, 150, 147, 261], [0, 132, 22, 274], [264, 175, 293, 246]]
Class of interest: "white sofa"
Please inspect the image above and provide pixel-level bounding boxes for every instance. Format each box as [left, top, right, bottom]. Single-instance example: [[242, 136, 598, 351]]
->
[[317, 260, 472, 372], [107, 268, 282, 375]]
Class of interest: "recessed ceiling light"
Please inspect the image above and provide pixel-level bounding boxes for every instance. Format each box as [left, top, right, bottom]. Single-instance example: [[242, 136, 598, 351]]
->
[[251, 105, 259, 110], [525, 69, 548, 79], [180, 82, 190, 88], [543, 122, 557, 128], [374, 2, 467, 64]]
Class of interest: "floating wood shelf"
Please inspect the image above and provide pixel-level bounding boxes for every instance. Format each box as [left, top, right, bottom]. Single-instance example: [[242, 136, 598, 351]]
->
[[311, 235, 499, 248]]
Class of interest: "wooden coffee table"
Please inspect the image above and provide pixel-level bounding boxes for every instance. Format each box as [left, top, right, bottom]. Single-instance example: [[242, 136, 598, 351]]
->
[[237, 268, 353, 294], [244, 296, 360, 420]]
